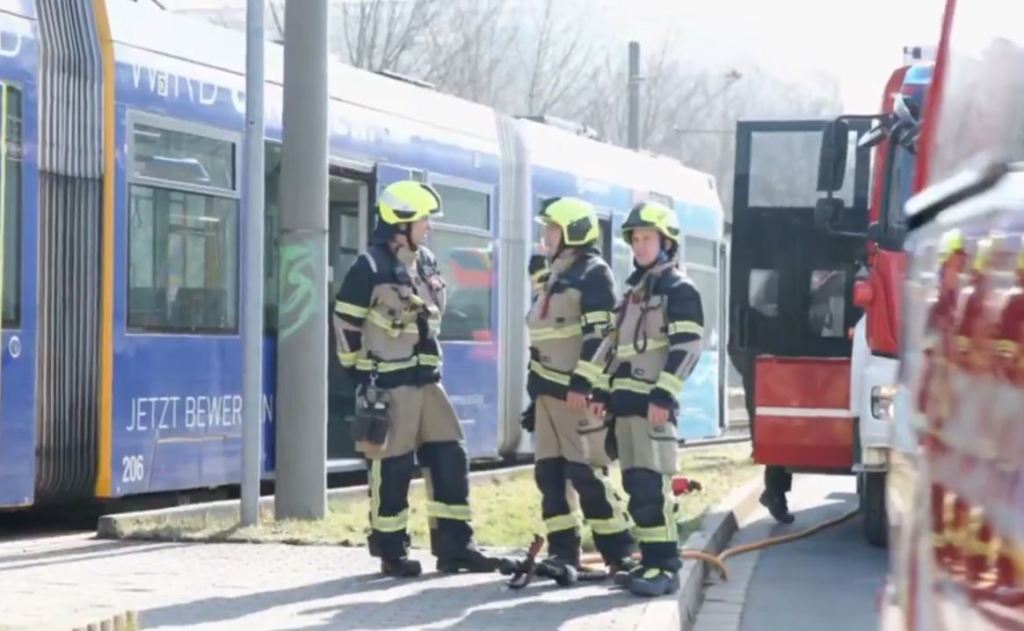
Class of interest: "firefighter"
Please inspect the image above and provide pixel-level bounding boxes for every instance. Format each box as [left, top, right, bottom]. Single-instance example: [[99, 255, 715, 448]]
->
[[521, 196, 637, 584], [590, 200, 705, 597], [729, 348, 794, 524], [333, 180, 500, 577]]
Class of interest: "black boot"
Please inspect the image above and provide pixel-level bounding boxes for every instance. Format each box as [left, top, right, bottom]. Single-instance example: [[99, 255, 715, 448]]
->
[[610, 557, 643, 588], [535, 555, 579, 587], [628, 566, 679, 597], [436, 544, 502, 574], [381, 556, 422, 578], [759, 490, 795, 524]]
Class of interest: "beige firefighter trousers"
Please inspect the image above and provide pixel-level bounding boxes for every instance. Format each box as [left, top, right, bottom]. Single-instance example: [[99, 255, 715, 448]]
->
[[356, 383, 464, 459], [534, 394, 611, 466], [614, 415, 679, 474]]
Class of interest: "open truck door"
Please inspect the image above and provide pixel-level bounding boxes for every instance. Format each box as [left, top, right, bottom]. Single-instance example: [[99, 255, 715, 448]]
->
[[729, 119, 871, 472]]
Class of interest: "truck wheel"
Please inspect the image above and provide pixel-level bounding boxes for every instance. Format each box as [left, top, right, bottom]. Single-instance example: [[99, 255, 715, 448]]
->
[[861, 471, 888, 548]]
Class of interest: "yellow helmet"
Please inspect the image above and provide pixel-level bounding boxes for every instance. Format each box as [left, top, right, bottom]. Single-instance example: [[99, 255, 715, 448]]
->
[[621, 201, 680, 245], [936, 228, 965, 264], [536, 196, 600, 247], [377, 180, 442, 225]]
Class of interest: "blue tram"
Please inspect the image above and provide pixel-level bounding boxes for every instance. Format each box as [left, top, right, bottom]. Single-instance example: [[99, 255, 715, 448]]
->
[[0, 0, 727, 507]]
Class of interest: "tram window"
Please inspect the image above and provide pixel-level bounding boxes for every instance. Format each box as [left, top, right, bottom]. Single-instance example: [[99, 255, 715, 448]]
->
[[809, 269, 847, 338], [428, 182, 492, 341], [595, 216, 612, 264], [433, 183, 489, 231], [0, 83, 21, 328], [684, 236, 717, 267], [688, 268, 719, 349], [128, 187, 239, 332], [127, 118, 239, 334], [684, 236, 719, 349], [612, 239, 632, 295], [649, 192, 673, 207], [133, 124, 235, 190], [748, 269, 780, 318], [430, 229, 492, 342], [749, 130, 857, 208]]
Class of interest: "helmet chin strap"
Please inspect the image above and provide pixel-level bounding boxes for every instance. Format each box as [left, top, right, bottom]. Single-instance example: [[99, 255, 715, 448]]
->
[[661, 235, 679, 261], [404, 223, 417, 251]]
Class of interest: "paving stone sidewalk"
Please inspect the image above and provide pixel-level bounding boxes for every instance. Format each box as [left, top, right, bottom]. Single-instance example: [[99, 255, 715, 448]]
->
[[0, 534, 678, 630]]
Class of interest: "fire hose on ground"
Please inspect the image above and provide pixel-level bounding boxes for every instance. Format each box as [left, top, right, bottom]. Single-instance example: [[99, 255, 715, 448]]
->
[[503, 476, 863, 587], [579, 504, 861, 581]]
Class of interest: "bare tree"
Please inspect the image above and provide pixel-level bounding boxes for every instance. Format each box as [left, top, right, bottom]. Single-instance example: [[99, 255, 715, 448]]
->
[[516, 0, 601, 117], [419, 0, 520, 108], [332, 0, 446, 73], [169, 0, 846, 211], [573, 39, 718, 150]]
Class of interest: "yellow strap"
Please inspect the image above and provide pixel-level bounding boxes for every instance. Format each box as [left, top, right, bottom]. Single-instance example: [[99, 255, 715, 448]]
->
[[529, 324, 583, 342], [611, 377, 653, 394], [667, 321, 703, 336], [656, 371, 685, 394], [355, 353, 440, 373], [418, 354, 440, 367], [529, 360, 571, 386], [366, 310, 418, 336], [573, 360, 604, 384], [581, 311, 611, 326], [616, 339, 668, 358], [334, 299, 368, 319], [589, 515, 630, 535], [372, 509, 410, 533], [544, 513, 581, 533], [633, 525, 676, 543], [337, 351, 357, 368], [427, 501, 472, 522]]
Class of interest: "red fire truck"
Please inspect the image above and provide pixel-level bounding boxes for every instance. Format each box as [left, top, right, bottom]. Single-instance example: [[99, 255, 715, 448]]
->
[[728, 54, 931, 547], [882, 0, 1024, 627]]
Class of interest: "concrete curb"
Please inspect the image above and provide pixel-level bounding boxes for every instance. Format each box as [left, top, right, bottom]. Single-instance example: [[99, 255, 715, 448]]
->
[[12, 609, 140, 631], [675, 471, 763, 631]]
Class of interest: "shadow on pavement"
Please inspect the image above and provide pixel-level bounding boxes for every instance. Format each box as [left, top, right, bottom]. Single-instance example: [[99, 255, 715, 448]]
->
[[298, 580, 639, 630], [142, 568, 648, 630], [142, 569, 449, 627], [0, 540, 186, 571]]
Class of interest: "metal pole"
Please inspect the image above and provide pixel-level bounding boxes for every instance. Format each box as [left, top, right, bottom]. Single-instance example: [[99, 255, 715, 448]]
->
[[240, 0, 265, 528], [627, 41, 641, 151], [275, 0, 329, 520]]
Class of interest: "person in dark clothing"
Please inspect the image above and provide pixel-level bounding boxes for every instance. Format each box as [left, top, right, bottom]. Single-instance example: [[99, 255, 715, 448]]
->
[[729, 348, 794, 524]]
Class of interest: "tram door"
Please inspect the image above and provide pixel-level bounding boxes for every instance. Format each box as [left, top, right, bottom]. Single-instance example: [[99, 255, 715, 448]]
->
[[326, 167, 371, 469]]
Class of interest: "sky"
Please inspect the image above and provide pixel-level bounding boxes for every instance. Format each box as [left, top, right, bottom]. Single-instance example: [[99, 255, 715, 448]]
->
[[161, 0, 949, 112], [592, 0, 947, 111]]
